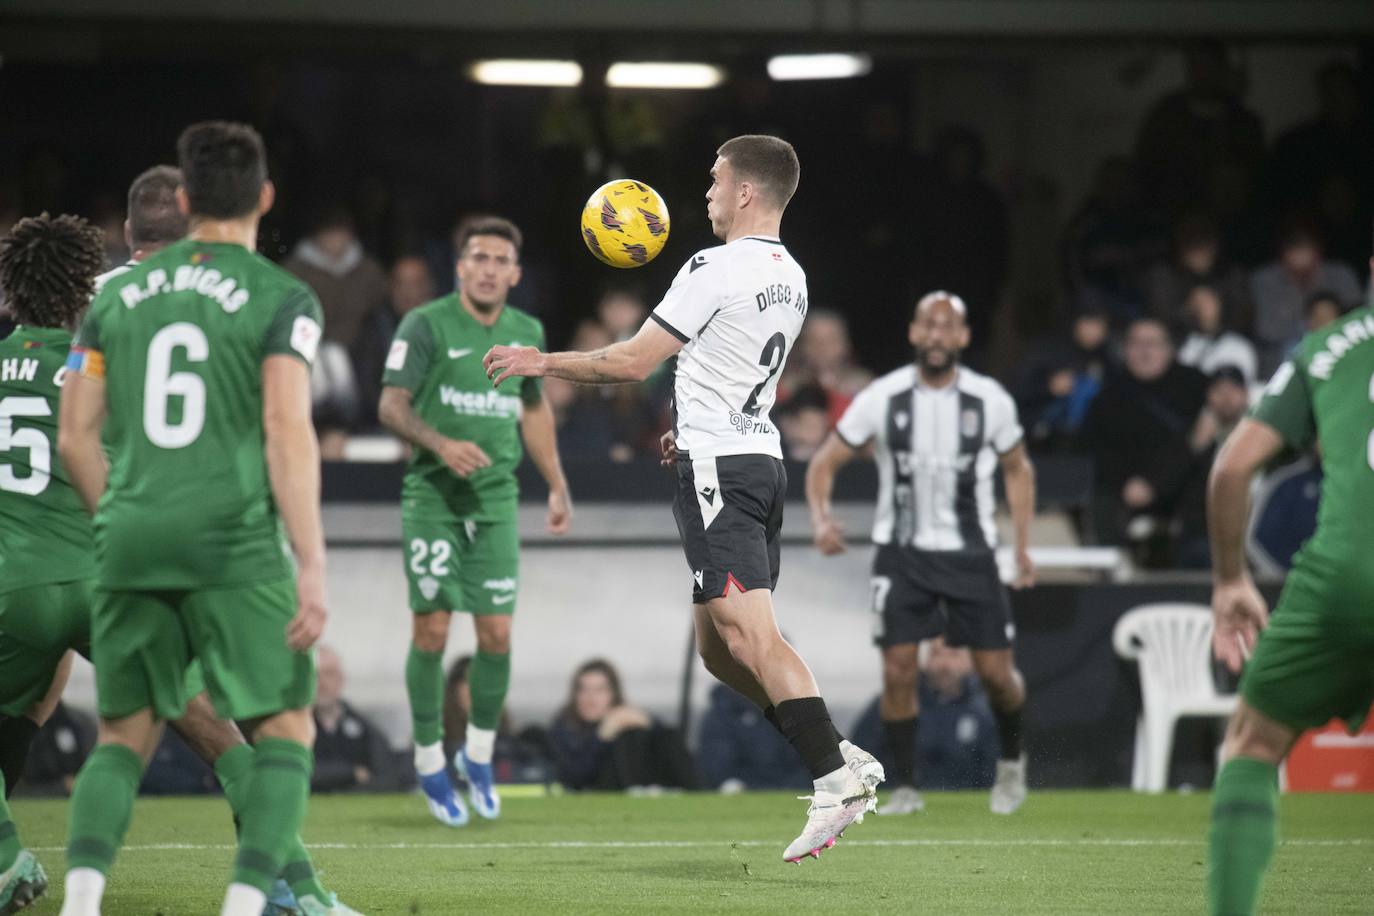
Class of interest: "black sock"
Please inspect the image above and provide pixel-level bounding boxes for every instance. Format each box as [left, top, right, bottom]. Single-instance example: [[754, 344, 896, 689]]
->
[[768, 703, 846, 745], [774, 697, 845, 780], [0, 716, 40, 798], [994, 706, 1023, 760], [882, 716, 919, 788]]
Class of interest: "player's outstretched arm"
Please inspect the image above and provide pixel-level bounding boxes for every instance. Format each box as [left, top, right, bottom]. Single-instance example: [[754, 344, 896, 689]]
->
[[57, 371, 109, 515], [805, 432, 859, 555], [263, 354, 327, 651], [379, 385, 491, 477], [484, 318, 683, 386], [999, 443, 1038, 589], [1207, 418, 1283, 672], [520, 394, 573, 534]]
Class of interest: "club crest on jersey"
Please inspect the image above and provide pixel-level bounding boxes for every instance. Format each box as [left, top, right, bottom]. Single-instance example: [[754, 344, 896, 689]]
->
[[894, 411, 909, 430], [961, 409, 981, 439], [418, 576, 440, 601]]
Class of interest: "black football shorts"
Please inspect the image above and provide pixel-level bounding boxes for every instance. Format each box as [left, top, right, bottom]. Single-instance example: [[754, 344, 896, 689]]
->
[[870, 545, 1014, 650], [672, 453, 786, 604]]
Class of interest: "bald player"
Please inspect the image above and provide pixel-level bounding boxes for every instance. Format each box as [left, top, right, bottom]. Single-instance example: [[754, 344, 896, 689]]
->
[[806, 291, 1037, 816]]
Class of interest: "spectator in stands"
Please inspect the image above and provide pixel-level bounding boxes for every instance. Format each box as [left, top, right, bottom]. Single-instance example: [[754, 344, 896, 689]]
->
[[286, 209, 390, 452], [548, 659, 697, 792], [782, 309, 873, 425], [1084, 317, 1208, 558], [1266, 61, 1373, 275], [1176, 284, 1258, 385], [1015, 307, 1113, 451], [596, 287, 648, 343], [1251, 219, 1362, 375], [1142, 213, 1253, 331], [441, 655, 553, 785], [777, 385, 832, 462], [1062, 156, 1165, 321], [544, 320, 650, 462], [19, 702, 93, 796], [697, 684, 810, 792], [312, 646, 396, 792], [1134, 40, 1265, 228], [1175, 366, 1253, 567], [353, 254, 437, 429], [1304, 290, 1344, 333], [851, 638, 999, 793]]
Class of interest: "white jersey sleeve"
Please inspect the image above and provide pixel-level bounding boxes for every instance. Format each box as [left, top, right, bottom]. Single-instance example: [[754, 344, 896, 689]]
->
[[835, 382, 885, 449], [986, 385, 1024, 454], [651, 250, 726, 343]]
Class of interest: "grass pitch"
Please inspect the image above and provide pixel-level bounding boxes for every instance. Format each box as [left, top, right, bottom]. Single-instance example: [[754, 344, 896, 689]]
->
[[12, 789, 1373, 914]]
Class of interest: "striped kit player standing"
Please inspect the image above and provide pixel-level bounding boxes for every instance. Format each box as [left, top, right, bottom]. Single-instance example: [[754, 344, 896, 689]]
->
[[806, 291, 1037, 816], [484, 135, 884, 862]]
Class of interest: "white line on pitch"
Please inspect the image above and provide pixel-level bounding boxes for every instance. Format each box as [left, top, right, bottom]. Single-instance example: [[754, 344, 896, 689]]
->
[[27, 838, 1371, 853]]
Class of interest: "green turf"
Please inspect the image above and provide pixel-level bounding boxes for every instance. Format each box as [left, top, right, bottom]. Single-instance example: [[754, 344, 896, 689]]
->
[[9, 789, 1373, 914]]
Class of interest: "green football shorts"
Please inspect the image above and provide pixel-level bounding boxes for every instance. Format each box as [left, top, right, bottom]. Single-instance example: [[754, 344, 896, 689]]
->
[[91, 577, 315, 722], [401, 516, 519, 615], [1241, 568, 1374, 733], [0, 580, 93, 717]]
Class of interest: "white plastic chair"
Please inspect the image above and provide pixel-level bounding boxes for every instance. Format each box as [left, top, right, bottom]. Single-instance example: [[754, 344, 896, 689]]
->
[[1113, 603, 1238, 792]]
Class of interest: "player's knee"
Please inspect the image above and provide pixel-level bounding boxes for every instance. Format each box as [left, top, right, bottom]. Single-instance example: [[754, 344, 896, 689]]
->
[[1220, 706, 1290, 765], [412, 612, 450, 653], [254, 708, 315, 747], [476, 621, 512, 655], [882, 648, 920, 689]]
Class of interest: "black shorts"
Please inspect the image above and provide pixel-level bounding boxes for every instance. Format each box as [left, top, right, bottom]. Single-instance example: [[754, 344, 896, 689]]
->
[[870, 545, 1013, 650], [672, 454, 786, 604]]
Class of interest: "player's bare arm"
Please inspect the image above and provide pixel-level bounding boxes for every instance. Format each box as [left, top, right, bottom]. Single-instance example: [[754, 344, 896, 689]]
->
[[805, 432, 860, 556], [1207, 417, 1284, 672], [999, 442, 1037, 589], [484, 318, 682, 386], [379, 384, 492, 477], [263, 354, 328, 651], [519, 394, 573, 535], [56, 370, 109, 515]]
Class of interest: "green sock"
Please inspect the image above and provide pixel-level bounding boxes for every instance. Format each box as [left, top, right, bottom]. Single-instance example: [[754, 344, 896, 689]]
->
[[215, 743, 329, 901], [232, 738, 313, 894], [468, 650, 511, 732], [1208, 757, 1279, 916], [406, 644, 445, 746], [67, 743, 143, 874], [0, 772, 20, 872]]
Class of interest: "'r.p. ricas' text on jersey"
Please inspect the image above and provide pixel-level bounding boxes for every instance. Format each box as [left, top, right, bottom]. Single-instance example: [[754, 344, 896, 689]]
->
[[118, 266, 250, 313]]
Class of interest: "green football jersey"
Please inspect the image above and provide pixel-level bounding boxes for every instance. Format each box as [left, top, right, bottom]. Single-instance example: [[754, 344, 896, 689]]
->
[[382, 294, 544, 521], [73, 239, 324, 590], [1251, 303, 1374, 593], [0, 325, 95, 592]]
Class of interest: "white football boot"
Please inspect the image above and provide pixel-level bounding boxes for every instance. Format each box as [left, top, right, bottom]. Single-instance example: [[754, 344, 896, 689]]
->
[[878, 785, 926, 815], [990, 754, 1028, 815], [782, 769, 874, 863]]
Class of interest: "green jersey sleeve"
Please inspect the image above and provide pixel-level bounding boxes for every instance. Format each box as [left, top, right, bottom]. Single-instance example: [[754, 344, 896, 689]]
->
[[520, 320, 547, 406], [72, 298, 106, 352], [262, 288, 324, 366], [1251, 357, 1317, 450], [382, 310, 436, 392]]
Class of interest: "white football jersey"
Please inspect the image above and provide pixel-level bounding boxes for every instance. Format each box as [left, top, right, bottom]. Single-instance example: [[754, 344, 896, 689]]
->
[[651, 236, 808, 459], [94, 261, 137, 292], [836, 365, 1023, 551]]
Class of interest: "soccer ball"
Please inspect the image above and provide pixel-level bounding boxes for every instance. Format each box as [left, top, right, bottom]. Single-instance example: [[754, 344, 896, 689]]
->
[[580, 179, 670, 269]]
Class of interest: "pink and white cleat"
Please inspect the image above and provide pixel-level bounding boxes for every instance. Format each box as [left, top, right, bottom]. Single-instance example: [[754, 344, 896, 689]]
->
[[782, 773, 874, 863]]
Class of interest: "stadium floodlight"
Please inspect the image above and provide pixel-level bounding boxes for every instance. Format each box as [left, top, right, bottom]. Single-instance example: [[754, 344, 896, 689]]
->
[[605, 62, 724, 90], [468, 60, 583, 87], [767, 53, 872, 81]]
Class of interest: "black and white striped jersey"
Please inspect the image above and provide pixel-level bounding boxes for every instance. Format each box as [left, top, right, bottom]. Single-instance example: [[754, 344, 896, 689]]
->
[[836, 365, 1023, 552], [650, 236, 808, 460]]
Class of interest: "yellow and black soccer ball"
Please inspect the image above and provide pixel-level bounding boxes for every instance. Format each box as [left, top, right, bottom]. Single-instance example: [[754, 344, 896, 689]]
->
[[580, 179, 670, 269]]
